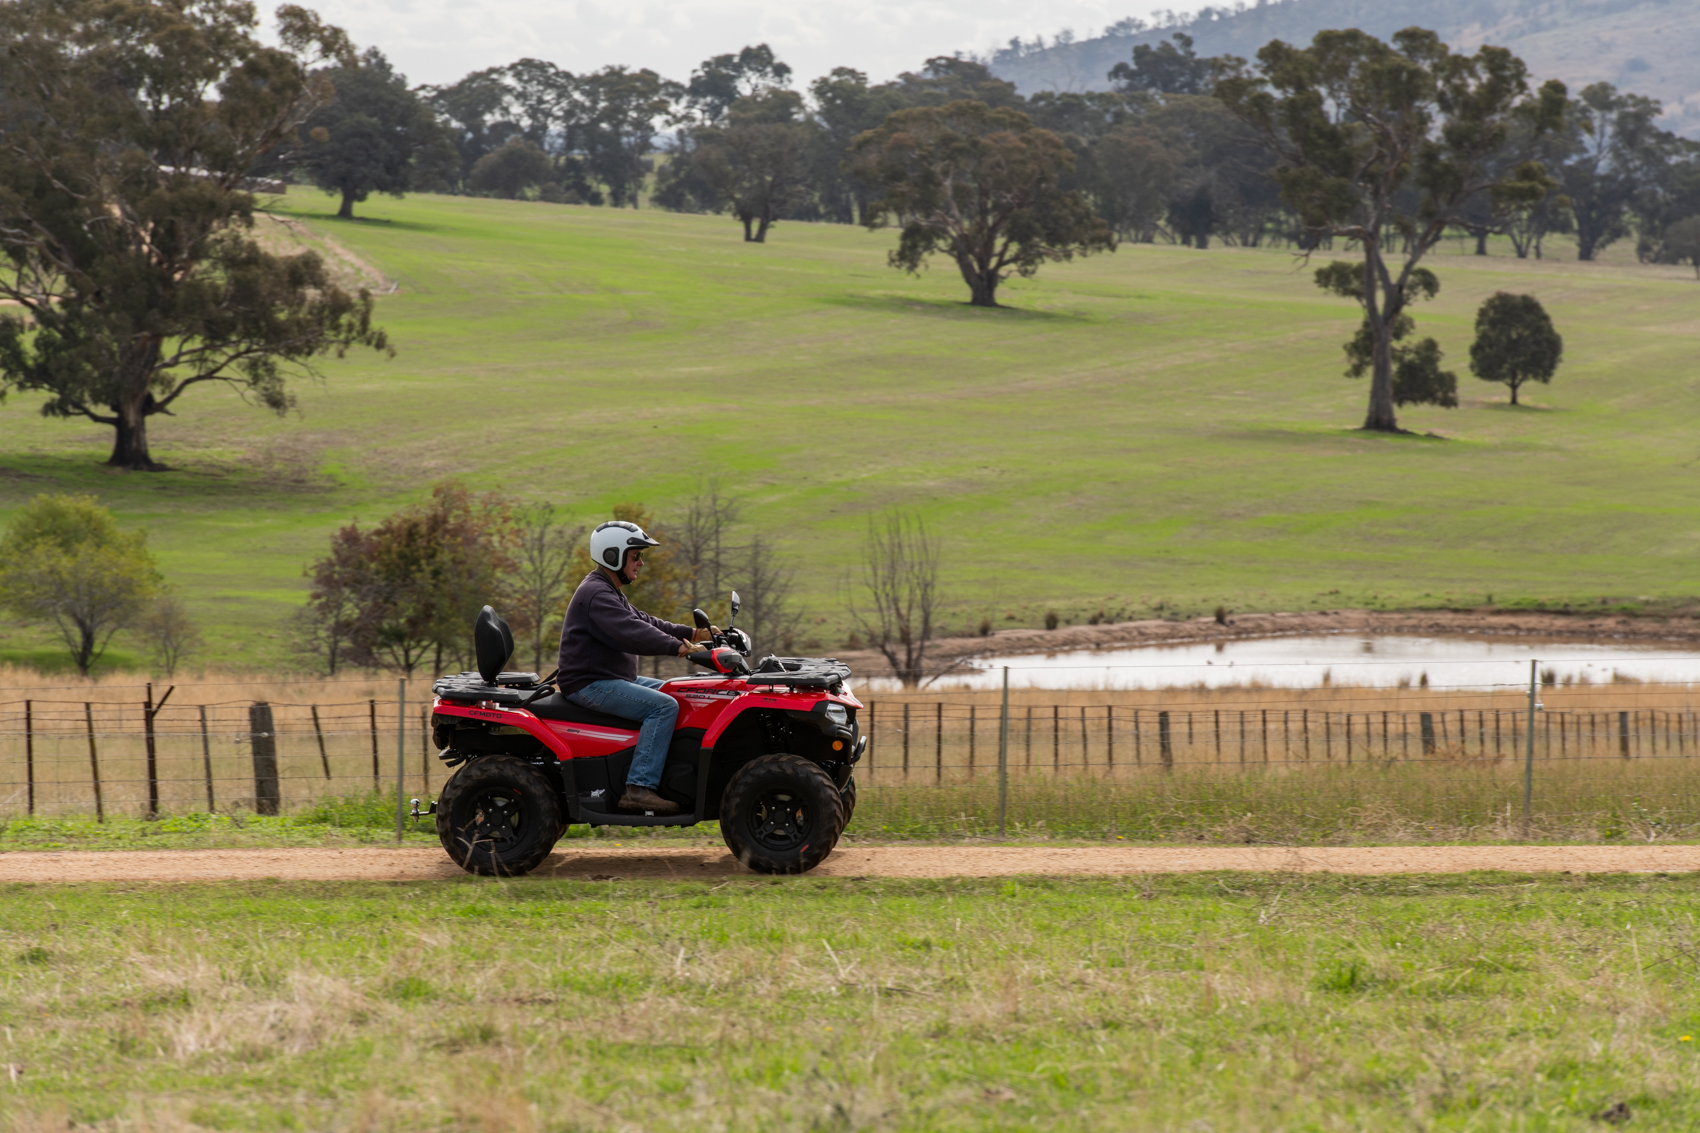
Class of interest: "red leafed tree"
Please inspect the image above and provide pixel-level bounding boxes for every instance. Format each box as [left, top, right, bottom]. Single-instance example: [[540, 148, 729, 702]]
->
[[302, 481, 519, 675]]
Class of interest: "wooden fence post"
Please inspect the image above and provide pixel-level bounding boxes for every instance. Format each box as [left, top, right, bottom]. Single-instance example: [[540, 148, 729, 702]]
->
[[369, 699, 380, 790], [312, 705, 332, 780], [866, 702, 874, 779], [142, 680, 172, 813], [935, 702, 943, 785], [199, 705, 215, 812], [1302, 709, 1310, 762], [1080, 705, 1088, 771], [250, 703, 280, 816], [1345, 714, 1353, 765], [902, 702, 910, 779], [1214, 709, 1222, 763], [1158, 710, 1173, 772], [1106, 706, 1115, 770], [23, 699, 33, 817], [1420, 713, 1436, 756], [1052, 705, 1060, 774], [1238, 711, 1247, 766], [1261, 709, 1269, 763], [1618, 711, 1631, 760], [84, 703, 103, 823], [144, 683, 159, 817], [968, 705, 976, 780], [1133, 709, 1142, 765]]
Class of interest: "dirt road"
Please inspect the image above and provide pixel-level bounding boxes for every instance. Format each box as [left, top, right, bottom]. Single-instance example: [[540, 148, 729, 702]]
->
[[0, 844, 1695, 883]]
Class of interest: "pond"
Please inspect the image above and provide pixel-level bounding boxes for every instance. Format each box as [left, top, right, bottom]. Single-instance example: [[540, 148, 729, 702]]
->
[[885, 634, 1700, 692]]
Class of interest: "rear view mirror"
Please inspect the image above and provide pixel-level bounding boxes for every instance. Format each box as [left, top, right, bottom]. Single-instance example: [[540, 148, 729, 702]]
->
[[729, 591, 741, 618]]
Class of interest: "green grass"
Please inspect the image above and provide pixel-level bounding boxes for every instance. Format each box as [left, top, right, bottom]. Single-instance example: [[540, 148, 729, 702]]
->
[[2, 873, 1698, 1129], [1, 194, 1697, 669]]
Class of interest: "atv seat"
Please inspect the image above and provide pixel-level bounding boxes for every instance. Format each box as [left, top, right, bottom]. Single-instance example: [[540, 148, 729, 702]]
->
[[524, 692, 639, 731]]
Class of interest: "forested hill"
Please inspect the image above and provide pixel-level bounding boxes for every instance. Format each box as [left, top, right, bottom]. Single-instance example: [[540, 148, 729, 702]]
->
[[988, 0, 1699, 138]]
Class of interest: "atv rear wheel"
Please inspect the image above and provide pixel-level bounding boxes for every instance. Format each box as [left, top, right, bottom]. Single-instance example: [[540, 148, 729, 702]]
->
[[720, 754, 841, 875], [436, 755, 562, 876]]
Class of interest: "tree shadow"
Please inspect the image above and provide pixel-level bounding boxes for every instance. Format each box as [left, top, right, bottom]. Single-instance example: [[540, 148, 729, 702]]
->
[[1248, 424, 1457, 447], [1476, 399, 1559, 412], [261, 202, 442, 234], [820, 292, 1088, 323], [0, 449, 341, 502]]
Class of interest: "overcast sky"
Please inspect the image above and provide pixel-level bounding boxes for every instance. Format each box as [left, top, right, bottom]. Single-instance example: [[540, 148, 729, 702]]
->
[[286, 0, 1180, 88]]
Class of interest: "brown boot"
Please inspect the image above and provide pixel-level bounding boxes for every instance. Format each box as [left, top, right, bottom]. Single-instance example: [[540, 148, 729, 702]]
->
[[617, 784, 679, 815]]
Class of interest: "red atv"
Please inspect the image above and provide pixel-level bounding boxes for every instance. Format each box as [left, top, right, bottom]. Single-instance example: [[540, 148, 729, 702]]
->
[[427, 596, 864, 876]]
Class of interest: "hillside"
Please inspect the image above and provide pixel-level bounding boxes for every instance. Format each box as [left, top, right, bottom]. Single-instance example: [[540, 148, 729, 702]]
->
[[0, 195, 1695, 671], [990, 0, 1700, 138]]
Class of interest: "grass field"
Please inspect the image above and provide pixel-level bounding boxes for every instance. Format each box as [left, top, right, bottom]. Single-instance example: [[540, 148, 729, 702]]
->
[[0, 194, 1696, 671], [2, 874, 1698, 1130]]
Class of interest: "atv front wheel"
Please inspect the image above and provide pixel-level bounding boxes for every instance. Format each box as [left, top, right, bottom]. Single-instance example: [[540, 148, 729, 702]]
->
[[835, 775, 857, 839], [436, 755, 562, 876], [720, 754, 841, 875]]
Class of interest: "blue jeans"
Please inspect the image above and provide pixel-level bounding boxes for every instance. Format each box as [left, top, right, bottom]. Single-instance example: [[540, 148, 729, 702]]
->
[[567, 675, 677, 790]]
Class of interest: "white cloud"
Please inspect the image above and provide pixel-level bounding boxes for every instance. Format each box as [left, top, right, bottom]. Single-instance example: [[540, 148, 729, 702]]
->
[[288, 0, 1179, 87]]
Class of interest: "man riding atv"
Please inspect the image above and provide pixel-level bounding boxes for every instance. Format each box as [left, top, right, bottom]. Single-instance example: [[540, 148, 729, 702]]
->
[[557, 519, 717, 815]]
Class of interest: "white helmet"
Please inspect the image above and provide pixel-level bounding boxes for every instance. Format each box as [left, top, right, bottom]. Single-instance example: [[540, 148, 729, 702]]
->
[[590, 519, 660, 573]]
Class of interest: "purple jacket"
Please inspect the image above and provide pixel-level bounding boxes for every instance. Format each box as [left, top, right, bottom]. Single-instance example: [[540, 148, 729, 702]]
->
[[556, 570, 692, 695]]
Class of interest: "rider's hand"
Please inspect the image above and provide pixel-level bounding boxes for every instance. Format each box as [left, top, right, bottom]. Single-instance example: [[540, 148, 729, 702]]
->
[[691, 626, 719, 643], [678, 640, 693, 657]]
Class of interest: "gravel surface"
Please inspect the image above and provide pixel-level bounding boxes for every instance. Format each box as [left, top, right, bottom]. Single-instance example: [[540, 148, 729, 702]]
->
[[0, 844, 1696, 883]]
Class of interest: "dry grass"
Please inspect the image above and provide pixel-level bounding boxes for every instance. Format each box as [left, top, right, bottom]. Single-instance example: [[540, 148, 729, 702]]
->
[[252, 210, 396, 295]]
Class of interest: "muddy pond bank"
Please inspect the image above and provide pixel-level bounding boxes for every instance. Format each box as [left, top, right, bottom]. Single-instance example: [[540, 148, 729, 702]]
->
[[835, 608, 1700, 688]]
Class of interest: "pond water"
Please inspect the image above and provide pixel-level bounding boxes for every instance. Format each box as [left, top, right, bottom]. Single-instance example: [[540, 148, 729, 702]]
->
[[878, 634, 1700, 692]]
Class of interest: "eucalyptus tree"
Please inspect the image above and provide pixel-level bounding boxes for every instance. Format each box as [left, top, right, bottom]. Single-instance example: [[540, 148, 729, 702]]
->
[[1215, 28, 1564, 432], [0, 0, 391, 469], [849, 101, 1114, 307]]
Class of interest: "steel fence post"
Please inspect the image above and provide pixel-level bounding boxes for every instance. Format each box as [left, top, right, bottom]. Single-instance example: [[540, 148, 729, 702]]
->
[[997, 667, 1009, 839], [1523, 660, 1538, 834], [396, 679, 407, 841]]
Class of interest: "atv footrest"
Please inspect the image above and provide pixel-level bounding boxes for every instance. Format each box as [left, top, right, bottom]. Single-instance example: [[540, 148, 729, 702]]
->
[[576, 794, 701, 828]]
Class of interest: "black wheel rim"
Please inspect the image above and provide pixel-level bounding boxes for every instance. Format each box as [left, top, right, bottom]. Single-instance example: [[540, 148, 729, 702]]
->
[[746, 788, 811, 852], [464, 788, 525, 846]]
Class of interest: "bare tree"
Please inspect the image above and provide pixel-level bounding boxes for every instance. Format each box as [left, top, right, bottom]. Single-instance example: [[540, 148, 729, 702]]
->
[[733, 535, 801, 657], [850, 512, 940, 687], [675, 481, 742, 615], [511, 504, 584, 672], [137, 591, 202, 678]]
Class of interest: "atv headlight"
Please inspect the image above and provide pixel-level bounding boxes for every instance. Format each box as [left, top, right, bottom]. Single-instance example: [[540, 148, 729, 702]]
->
[[823, 703, 848, 726]]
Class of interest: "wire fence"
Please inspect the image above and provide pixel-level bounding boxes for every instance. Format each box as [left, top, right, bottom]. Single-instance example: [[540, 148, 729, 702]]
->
[[0, 691, 433, 820], [853, 668, 1700, 838], [858, 701, 1700, 779], [0, 662, 1696, 840]]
